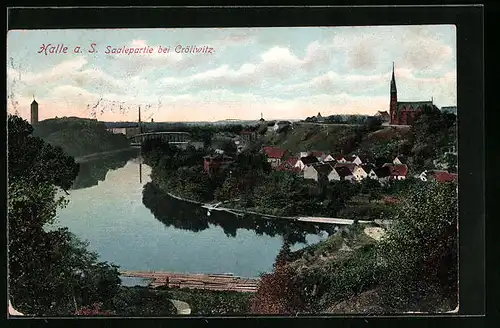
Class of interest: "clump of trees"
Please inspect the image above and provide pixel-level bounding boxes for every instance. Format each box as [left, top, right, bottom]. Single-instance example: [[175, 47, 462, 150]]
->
[[250, 243, 308, 314], [8, 115, 122, 316]]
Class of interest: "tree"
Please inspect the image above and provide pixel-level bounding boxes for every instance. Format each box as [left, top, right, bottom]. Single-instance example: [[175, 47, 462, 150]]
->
[[376, 181, 458, 312], [8, 115, 121, 316], [251, 243, 307, 314]]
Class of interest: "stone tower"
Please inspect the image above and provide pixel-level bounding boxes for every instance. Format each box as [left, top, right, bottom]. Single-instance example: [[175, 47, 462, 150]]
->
[[389, 62, 398, 125], [30, 98, 39, 125]]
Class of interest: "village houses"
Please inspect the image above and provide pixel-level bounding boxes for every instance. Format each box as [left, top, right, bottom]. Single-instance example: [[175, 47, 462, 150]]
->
[[257, 145, 455, 186]]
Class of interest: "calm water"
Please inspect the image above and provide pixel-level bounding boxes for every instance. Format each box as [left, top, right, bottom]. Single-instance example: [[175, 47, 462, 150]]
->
[[55, 150, 329, 281]]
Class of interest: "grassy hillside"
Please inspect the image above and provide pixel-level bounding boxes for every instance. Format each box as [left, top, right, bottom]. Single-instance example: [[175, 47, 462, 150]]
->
[[262, 123, 361, 155], [32, 117, 131, 158]]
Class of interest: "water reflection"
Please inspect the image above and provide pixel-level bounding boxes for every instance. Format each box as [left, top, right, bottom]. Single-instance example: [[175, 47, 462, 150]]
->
[[142, 182, 336, 245], [72, 149, 140, 190]]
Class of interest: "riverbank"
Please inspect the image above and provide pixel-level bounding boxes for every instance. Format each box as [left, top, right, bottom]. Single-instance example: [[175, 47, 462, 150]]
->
[[165, 190, 373, 225]]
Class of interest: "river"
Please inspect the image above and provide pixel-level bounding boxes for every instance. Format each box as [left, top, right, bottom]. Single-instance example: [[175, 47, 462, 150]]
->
[[54, 149, 331, 284]]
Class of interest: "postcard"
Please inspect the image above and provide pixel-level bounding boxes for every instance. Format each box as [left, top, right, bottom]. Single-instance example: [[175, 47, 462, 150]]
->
[[7, 24, 459, 317]]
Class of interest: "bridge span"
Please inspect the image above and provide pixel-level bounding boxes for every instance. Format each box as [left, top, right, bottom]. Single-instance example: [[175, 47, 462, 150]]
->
[[129, 131, 191, 147]]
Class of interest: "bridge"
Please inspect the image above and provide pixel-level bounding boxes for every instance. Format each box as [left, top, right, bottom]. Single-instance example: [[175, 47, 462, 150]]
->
[[129, 131, 191, 147]]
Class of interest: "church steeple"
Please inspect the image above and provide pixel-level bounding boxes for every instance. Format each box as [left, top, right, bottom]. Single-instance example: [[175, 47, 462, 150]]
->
[[390, 62, 397, 94]]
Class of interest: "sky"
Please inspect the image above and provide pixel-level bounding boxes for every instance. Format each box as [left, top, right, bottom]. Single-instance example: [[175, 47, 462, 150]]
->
[[6, 25, 456, 122]]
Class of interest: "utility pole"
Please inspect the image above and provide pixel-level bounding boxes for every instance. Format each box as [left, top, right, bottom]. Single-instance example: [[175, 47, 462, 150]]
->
[[138, 105, 142, 134]]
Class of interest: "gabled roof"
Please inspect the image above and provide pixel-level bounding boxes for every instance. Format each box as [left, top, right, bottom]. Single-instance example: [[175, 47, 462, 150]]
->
[[397, 101, 432, 111], [313, 163, 334, 175], [344, 155, 359, 162], [262, 146, 288, 159], [335, 166, 354, 178], [334, 162, 357, 172], [299, 155, 319, 165], [385, 164, 408, 177], [335, 155, 346, 161], [432, 171, 458, 182]]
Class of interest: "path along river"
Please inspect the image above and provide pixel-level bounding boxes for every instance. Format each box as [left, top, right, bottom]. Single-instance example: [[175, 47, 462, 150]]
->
[[54, 149, 331, 285]]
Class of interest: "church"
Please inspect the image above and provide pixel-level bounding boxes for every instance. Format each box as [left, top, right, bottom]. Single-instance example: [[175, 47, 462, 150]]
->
[[388, 63, 433, 126]]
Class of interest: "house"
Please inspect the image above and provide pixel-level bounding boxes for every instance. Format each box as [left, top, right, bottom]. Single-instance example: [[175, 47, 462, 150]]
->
[[310, 151, 327, 161], [262, 146, 288, 167], [276, 157, 302, 174], [303, 163, 334, 182], [334, 155, 347, 163], [352, 164, 374, 181], [334, 162, 358, 173], [333, 166, 355, 182], [273, 120, 292, 132], [345, 154, 364, 165], [203, 154, 234, 175], [383, 163, 408, 180], [295, 155, 319, 171], [420, 170, 457, 183], [297, 151, 327, 162], [298, 151, 310, 158], [368, 166, 391, 184], [323, 154, 335, 162], [393, 155, 408, 165]]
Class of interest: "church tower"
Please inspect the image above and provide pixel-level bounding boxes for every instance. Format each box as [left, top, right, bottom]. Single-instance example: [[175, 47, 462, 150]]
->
[[30, 97, 39, 125], [389, 62, 398, 125]]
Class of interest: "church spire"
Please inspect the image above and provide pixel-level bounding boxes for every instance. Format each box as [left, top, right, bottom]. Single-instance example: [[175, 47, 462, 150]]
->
[[391, 62, 397, 94]]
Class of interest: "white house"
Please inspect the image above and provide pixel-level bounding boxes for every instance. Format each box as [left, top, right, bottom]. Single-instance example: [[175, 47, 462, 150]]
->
[[323, 154, 335, 162], [353, 164, 373, 181], [303, 163, 334, 182], [295, 155, 319, 171]]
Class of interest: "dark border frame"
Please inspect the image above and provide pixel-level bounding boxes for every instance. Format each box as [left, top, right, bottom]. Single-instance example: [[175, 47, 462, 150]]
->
[[4, 4, 485, 326]]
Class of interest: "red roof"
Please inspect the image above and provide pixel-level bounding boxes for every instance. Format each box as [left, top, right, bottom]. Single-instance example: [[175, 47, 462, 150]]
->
[[432, 171, 458, 182], [385, 164, 408, 177], [262, 146, 288, 159], [335, 155, 346, 161]]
